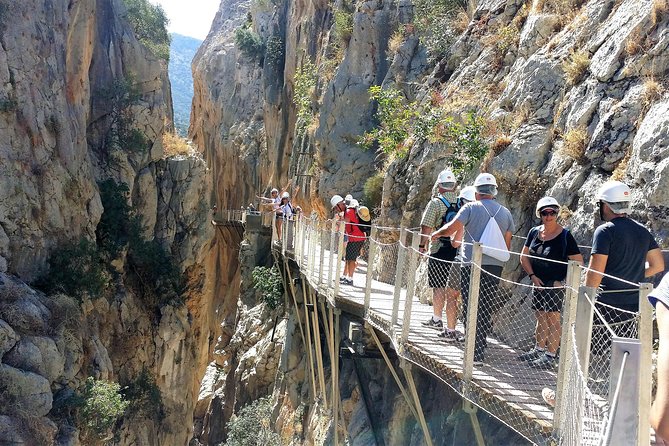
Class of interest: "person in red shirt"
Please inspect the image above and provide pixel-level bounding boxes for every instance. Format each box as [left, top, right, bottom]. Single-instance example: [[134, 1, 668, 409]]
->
[[331, 195, 366, 286]]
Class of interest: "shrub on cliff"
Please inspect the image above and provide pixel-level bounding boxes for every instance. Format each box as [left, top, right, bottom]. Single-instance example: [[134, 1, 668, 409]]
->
[[251, 266, 284, 309], [235, 27, 264, 61], [224, 396, 281, 446], [122, 0, 171, 61], [40, 238, 109, 302], [122, 369, 164, 420], [75, 378, 129, 441]]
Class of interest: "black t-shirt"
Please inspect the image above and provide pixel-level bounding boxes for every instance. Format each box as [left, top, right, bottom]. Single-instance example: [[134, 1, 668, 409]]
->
[[525, 226, 580, 283], [591, 217, 659, 304]]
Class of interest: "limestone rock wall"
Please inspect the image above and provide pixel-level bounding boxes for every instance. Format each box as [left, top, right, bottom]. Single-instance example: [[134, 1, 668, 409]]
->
[[0, 0, 216, 445]]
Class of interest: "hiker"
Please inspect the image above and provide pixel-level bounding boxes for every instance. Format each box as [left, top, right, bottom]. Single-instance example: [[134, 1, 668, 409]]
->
[[257, 188, 281, 211], [418, 169, 460, 338], [349, 199, 372, 261], [518, 197, 583, 369], [431, 173, 515, 364], [331, 194, 365, 285], [276, 192, 300, 246], [650, 272, 669, 441], [345, 194, 353, 207], [436, 185, 476, 342], [585, 181, 664, 357]]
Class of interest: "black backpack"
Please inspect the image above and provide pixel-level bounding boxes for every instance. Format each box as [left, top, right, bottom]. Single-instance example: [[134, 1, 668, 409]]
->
[[358, 213, 371, 236]]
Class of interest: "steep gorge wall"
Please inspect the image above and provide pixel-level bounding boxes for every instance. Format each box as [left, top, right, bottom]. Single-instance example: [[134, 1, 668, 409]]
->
[[0, 0, 218, 444]]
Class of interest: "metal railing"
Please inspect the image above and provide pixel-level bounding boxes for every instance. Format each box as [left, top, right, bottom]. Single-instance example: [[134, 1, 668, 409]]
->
[[218, 210, 657, 445]]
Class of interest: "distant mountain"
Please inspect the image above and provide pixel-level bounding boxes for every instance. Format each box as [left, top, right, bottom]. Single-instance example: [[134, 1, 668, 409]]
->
[[169, 33, 202, 136]]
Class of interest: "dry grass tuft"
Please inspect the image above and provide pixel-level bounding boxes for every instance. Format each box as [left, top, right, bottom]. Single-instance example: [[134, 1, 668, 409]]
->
[[642, 77, 664, 108], [387, 29, 405, 59], [0, 280, 25, 302], [563, 50, 590, 85], [560, 125, 589, 163], [491, 135, 512, 154], [452, 7, 472, 35], [625, 30, 644, 56], [162, 132, 192, 158], [652, 0, 669, 26], [611, 148, 631, 181]]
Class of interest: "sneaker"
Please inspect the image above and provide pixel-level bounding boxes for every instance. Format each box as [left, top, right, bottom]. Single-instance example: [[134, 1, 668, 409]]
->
[[344, 278, 353, 286], [421, 317, 443, 330], [518, 348, 544, 362], [529, 353, 557, 369], [473, 354, 485, 366], [339, 277, 347, 284], [542, 387, 556, 408], [438, 329, 462, 342]]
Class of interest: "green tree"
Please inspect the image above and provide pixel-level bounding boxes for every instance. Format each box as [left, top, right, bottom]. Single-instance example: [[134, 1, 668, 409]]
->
[[76, 378, 129, 440], [122, 0, 171, 61], [293, 61, 317, 135], [251, 266, 284, 310], [235, 27, 264, 61]]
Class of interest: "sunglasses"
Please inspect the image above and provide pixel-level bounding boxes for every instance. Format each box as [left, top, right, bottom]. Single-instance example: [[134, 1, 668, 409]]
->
[[540, 209, 558, 217], [439, 182, 455, 188]]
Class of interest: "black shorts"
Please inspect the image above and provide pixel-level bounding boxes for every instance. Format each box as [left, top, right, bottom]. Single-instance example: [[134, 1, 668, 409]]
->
[[345, 241, 364, 261], [532, 287, 565, 313], [427, 245, 455, 288]]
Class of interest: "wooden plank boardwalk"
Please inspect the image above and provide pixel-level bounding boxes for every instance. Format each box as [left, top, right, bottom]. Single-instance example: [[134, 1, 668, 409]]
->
[[280, 243, 557, 445]]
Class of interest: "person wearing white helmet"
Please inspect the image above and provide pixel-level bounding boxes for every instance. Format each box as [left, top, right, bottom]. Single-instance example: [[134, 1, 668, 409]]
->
[[649, 272, 669, 441], [585, 181, 663, 357], [345, 194, 353, 206], [330, 195, 365, 285], [518, 197, 584, 369], [257, 187, 281, 211], [418, 168, 461, 335], [431, 172, 515, 364]]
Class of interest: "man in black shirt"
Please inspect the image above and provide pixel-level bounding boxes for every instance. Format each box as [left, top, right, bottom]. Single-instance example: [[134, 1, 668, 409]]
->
[[585, 181, 664, 307]]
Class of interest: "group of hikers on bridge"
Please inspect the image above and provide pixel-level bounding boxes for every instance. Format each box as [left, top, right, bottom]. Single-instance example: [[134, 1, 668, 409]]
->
[[257, 169, 669, 440]]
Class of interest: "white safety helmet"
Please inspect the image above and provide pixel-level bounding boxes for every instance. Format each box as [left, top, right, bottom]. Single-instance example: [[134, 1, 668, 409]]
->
[[458, 186, 476, 203], [281, 192, 290, 199], [473, 173, 498, 196], [271, 188, 279, 194], [473, 173, 498, 187], [535, 196, 560, 218], [348, 199, 359, 208], [344, 194, 353, 205], [596, 181, 631, 214], [437, 169, 456, 184], [331, 195, 344, 209]]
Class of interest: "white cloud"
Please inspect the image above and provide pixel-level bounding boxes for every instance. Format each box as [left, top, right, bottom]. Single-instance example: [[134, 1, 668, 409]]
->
[[149, 0, 219, 41]]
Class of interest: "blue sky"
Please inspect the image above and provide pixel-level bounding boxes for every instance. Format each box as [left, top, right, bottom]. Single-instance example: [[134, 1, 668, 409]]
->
[[150, 0, 220, 40]]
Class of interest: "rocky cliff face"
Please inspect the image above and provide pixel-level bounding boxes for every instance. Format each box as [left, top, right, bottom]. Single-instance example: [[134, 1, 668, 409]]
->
[[0, 0, 215, 444], [191, 0, 669, 443]]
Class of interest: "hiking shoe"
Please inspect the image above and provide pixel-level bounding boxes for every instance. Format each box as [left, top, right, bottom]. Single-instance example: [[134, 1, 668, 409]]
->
[[421, 317, 443, 330], [542, 387, 556, 408], [341, 278, 353, 286], [438, 329, 462, 342], [529, 353, 557, 370], [473, 353, 485, 366], [518, 348, 543, 362]]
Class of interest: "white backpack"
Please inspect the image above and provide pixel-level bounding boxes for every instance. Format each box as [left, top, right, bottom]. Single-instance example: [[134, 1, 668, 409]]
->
[[479, 205, 510, 262]]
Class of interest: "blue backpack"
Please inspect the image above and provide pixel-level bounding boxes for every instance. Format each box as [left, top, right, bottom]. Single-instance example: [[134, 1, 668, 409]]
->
[[438, 196, 460, 227]]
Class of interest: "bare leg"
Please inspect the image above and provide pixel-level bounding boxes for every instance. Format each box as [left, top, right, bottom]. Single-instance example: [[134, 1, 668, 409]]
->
[[445, 287, 460, 330], [433, 287, 446, 320], [546, 311, 561, 355], [535, 311, 549, 349]]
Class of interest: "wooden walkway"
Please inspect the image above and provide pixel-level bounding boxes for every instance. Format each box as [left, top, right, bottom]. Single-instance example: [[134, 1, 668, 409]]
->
[[280, 243, 557, 445]]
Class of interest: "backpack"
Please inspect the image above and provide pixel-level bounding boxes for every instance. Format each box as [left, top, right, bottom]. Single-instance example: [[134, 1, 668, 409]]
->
[[437, 196, 460, 227], [356, 206, 372, 236], [479, 205, 510, 262]]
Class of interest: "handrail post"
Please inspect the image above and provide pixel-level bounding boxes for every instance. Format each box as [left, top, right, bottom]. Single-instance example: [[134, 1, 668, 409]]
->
[[462, 242, 483, 397], [575, 286, 596, 380], [295, 214, 302, 263], [271, 213, 277, 246], [638, 282, 653, 446], [309, 219, 317, 281], [401, 231, 421, 344], [333, 223, 345, 299], [328, 219, 337, 290], [554, 260, 582, 435], [318, 221, 326, 288], [391, 229, 408, 337], [364, 226, 378, 316], [282, 215, 287, 256]]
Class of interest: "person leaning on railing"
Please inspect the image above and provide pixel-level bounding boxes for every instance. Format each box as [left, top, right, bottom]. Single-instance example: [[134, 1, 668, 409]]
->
[[649, 272, 669, 441], [518, 197, 584, 370], [584, 181, 664, 350]]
